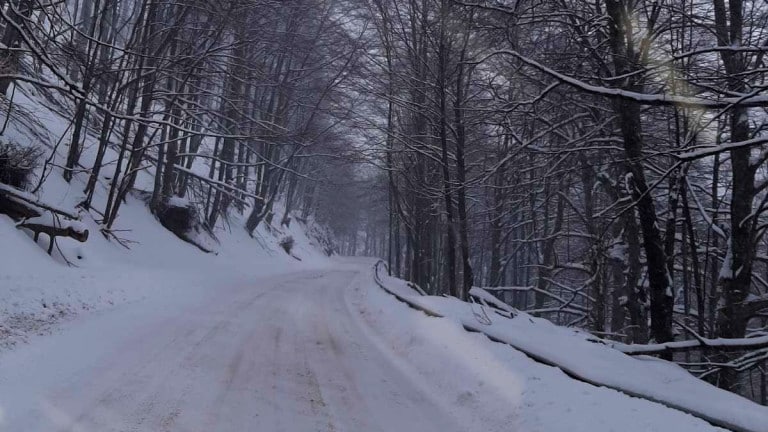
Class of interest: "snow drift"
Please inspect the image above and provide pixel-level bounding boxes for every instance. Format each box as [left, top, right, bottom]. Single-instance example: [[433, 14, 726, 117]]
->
[[370, 261, 768, 432]]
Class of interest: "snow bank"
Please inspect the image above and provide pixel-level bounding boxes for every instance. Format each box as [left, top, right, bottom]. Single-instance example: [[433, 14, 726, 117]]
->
[[370, 262, 768, 432], [0, 167, 332, 351], [0, 194, 332, 350], [354, 261, 731, 432]]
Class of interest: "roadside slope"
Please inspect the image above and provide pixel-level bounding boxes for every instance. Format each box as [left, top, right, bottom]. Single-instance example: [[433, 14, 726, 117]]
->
[[356, 259, 764, 432]]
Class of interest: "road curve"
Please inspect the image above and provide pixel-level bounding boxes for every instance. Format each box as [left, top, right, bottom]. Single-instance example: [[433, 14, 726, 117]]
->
[[0, 265, 476, 432]]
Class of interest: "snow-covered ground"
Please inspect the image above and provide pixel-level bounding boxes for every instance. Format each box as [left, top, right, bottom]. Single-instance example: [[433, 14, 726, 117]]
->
[[374, 269, 768, 432], [1, 83, 765, 432], [0, 177, 331, 349], [2, 256, 760, 431]]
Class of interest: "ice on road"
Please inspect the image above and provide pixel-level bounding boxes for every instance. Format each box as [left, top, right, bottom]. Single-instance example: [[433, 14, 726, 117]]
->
[[0, 267, 488, 432]]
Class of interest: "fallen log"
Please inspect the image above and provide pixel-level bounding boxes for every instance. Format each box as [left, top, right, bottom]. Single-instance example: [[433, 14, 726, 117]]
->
[[0, 182, 89, 254], [612, 335, 768, 355], [17, 220, 88, 242], [0, 183, 79, 219]]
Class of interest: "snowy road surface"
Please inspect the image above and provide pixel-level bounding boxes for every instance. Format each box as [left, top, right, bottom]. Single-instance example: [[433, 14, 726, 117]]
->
[[0, 264, 502, 432], [0, 261, 736, 432]]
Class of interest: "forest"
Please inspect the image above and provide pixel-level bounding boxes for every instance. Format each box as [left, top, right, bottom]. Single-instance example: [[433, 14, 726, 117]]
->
[[0, 0, 767, 407]]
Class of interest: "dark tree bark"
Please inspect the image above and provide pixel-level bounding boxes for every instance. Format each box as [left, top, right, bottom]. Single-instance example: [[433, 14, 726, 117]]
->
[[604, 0, 673, 349]]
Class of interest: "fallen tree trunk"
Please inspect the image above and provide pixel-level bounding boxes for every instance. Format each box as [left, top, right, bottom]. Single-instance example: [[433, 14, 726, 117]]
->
[[0, 183, 80, 219], [0, 183, 89, 254], [612, 335, 768, 355], [17, 220, 88, 243]]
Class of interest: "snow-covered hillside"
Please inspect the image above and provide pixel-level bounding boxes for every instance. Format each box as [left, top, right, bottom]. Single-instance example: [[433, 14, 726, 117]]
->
[[1, 105, 331, 349], [0, 201, 331, 348], [0, 201, 332, 345], [369, 263, 768, 432], [0, 64, 342, 347]]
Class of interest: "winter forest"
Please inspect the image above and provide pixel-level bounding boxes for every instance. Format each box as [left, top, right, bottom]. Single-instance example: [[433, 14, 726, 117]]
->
[[1, 0, 768, 419]]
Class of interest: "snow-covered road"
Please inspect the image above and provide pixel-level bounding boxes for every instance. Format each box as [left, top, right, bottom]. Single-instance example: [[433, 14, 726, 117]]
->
[[0, 265, 494, 432], [1, 260, 748, 432]]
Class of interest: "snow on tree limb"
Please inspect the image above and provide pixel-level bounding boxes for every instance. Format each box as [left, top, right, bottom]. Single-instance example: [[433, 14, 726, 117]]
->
[[477, 49, 768, 109]]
